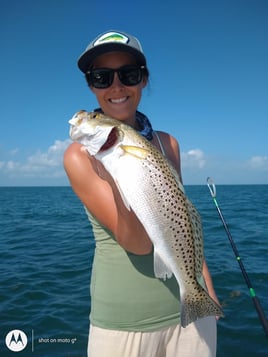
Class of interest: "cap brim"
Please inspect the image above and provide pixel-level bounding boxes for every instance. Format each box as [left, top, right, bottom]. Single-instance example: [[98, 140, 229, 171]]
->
[[77, 43, 146, 73]]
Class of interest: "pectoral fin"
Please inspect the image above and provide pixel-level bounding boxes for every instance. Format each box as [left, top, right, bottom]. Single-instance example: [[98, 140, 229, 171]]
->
[[120, 145, 150, 159]]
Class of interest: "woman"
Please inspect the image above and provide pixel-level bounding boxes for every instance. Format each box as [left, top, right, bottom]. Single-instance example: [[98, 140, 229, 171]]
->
[[64, 30, 220, 357]]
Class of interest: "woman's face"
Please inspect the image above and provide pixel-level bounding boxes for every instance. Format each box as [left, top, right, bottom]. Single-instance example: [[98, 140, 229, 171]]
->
[[90, 51, 147, 127]]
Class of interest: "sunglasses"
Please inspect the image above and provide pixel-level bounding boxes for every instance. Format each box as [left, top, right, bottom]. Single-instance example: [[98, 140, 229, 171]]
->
[[86, 65, 146, 89]]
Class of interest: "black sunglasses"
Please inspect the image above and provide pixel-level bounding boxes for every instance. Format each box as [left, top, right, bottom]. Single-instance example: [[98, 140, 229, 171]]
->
[[86, 65, 145, 89]]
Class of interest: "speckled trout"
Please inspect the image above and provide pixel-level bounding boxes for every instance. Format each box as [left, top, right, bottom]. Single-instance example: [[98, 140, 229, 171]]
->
[[69, 110, 223, 327]]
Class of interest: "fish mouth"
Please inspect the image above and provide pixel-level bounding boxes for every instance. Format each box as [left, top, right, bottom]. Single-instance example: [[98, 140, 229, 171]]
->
[[99, 127, 118, 152]]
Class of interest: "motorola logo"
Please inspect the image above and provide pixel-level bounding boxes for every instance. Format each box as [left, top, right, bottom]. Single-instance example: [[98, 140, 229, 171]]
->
[[5, 330, 28, 352]]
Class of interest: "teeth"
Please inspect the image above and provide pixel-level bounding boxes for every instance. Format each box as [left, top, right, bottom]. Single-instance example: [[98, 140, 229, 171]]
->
[[110, 97, 127, 104]]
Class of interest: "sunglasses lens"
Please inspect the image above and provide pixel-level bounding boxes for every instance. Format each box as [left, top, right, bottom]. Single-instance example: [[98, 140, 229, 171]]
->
[[87, 66, 144, 88], [119, 66, 143, 86], [89, 69, 113, 88]]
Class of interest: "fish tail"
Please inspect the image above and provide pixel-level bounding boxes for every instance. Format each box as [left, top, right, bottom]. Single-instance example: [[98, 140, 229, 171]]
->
[[180, 285, 224, 328]]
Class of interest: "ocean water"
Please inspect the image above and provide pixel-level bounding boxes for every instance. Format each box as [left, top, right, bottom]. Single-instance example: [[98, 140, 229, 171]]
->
[[0, 185, 267, 356]]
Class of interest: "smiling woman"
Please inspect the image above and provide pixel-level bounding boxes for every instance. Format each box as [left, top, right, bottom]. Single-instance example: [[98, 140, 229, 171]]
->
[[86, 51, 148, 124], [64, 30, 220, 357]]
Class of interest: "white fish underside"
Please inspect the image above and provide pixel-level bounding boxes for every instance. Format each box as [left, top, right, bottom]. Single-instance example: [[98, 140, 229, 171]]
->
[[69, 110, 223, 327]]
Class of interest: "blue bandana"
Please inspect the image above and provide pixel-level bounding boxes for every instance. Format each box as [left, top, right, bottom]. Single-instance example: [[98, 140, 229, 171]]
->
[[94, 108, 154, 141], [135, 111, 153, 141]]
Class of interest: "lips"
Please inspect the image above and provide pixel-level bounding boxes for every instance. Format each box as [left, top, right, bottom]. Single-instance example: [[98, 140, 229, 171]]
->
[[110, 96, 128, 104]]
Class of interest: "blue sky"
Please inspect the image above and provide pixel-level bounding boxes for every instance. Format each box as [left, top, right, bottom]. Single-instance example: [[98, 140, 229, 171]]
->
[[0, 0, 267, 186]]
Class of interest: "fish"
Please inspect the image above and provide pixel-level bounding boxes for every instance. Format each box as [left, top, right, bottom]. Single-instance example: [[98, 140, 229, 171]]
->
[[69, 110, 223, 327]]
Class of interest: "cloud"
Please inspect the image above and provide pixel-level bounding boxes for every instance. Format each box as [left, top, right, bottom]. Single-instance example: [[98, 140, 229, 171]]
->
[[0, 139, 71, 184], [9, 148, 19, 156], [247, 156, 268, 170], [180, 150, 268, 184], [26, 140, 70, 171], [181, 149, 206, 168], [0, 142, 267, 185]]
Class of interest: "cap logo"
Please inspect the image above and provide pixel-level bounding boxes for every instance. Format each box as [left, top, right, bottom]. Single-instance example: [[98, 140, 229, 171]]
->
[[94, 32, 129, 47]]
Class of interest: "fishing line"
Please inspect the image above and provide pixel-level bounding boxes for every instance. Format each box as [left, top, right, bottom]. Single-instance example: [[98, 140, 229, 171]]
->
[[207, 177, 268, 338]]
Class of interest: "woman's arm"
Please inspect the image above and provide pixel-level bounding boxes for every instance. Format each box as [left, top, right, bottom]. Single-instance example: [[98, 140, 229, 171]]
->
[[202, 260, 221, 317], [64, 142, 152, 255]]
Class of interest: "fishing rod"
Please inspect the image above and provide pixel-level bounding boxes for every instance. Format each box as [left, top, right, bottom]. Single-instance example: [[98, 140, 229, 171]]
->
[[206, 177, 268, 338]]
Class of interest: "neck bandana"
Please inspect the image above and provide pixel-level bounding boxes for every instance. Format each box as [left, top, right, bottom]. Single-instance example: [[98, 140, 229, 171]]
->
[[135, 111, 154, 141], [94, 108, 154, 141]]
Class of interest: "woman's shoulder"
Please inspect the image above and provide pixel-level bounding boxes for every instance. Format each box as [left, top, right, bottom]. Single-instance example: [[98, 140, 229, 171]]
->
[[63, 142, 100, 197], [64, 141, 84, 161], [155, 130, 179, 145], [154, 130, 180, 154]]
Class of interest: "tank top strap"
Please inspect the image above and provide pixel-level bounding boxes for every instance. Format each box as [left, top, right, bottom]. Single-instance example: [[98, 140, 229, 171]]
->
[[154, 131, 166, 157]]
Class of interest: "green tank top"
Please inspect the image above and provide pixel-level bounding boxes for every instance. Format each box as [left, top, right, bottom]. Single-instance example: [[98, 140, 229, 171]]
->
[[85, 209, 181, 332]]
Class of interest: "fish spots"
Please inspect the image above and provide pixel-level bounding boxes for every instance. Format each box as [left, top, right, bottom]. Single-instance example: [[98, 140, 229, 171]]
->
[[70, 111, 224, 326]]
